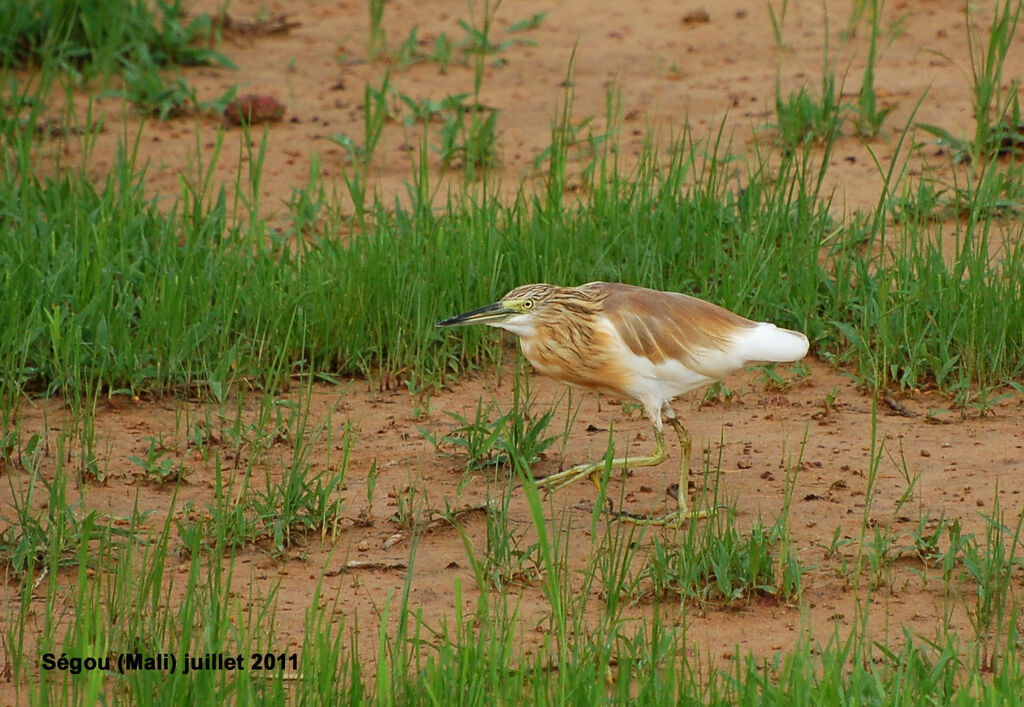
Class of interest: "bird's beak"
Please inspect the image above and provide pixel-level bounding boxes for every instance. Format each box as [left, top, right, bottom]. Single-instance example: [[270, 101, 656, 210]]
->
[[436, 301, 514, 328]]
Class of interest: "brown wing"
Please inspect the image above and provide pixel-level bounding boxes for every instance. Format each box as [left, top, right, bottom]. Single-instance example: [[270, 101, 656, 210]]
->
[[584, 282, 756, 370]]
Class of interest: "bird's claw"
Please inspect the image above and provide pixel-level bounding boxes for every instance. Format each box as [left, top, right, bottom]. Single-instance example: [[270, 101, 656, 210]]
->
[[610, 505, 715, 527]]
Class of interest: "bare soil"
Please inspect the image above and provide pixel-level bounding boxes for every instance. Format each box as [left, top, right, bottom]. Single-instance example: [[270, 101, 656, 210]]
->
[[5, 0, 1024, 696]]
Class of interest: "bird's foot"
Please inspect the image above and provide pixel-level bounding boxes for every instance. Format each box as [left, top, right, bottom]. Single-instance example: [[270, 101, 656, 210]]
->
[[610, 483, 716, 526], [529, 428, 669, 499], [532, 462, 606, 493], [612, 506, 714, 527]]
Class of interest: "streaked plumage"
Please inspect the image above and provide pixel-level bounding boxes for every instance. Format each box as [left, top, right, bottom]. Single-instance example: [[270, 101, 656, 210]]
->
[[438, 281, 809, 524]]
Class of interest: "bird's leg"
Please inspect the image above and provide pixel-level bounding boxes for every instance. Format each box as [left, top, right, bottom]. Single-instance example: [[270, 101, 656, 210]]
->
[[617, 414, 713, 526], [532, 426, 668, 494], [665, 416, 692, 516]]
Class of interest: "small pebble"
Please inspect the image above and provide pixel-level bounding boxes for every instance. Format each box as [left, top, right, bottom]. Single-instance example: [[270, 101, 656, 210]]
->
[[224, 93, 286, 125], [683, 9, 710, 25]]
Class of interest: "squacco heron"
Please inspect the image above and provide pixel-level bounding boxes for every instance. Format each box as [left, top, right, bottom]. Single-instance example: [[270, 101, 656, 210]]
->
[[437, 282, 809, 524]]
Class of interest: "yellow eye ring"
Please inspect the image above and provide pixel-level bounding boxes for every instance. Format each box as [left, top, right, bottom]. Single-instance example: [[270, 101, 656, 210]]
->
[[522, 300, 533, 309]]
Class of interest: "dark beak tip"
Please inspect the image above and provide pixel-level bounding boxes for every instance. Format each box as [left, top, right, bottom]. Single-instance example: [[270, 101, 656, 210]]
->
[[436, 302, 505, 330]]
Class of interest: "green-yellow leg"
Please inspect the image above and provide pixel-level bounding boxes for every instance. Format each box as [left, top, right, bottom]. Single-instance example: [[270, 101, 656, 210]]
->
[[617, 417, 713, 527], [533, 427, 669, 494]]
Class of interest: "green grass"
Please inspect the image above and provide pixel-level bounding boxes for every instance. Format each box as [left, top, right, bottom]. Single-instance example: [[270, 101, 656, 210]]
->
[[917, 0, 1023, 164], [852, 0, 899, 138], [0, 0, 233, 77], [2, 0, 1024, 703], [112, 46, 237, 120], [365, 0, 543, 72], [9, 416, 1022, 703], [4, 104, 1022, 405], [2, 2, 1021, 404]]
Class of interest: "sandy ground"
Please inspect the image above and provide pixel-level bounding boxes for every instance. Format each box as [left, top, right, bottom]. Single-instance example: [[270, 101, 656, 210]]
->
[[32, 0, 1013, 219], [4, 360, 1024, 685], [4, 0, 1024, 697]]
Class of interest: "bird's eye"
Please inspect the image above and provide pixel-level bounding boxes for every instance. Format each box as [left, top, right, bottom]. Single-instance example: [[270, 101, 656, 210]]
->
[[522, 300, 533, 309]]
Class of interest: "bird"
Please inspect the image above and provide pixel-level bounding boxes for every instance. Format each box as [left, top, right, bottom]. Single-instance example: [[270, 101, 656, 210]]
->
[[436, 282, 809, 525]]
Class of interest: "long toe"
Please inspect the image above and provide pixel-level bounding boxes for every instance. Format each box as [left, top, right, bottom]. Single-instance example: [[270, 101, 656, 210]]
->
[[615, 506, 716, 527]]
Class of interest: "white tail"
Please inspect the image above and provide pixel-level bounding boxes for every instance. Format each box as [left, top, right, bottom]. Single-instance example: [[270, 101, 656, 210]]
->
[[735, 322, 809, 364]]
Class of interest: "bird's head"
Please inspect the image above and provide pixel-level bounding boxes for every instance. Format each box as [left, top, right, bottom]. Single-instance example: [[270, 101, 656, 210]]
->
[[436, 283, 559, 336]]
